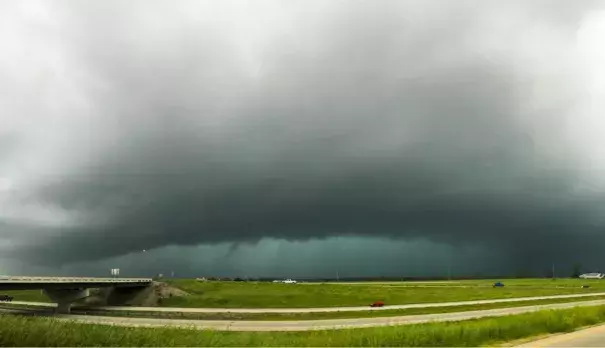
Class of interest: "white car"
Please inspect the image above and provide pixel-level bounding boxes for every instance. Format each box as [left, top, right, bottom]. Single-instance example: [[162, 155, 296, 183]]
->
[[579, 273, 605, 279], [282, 279, 297, 284]]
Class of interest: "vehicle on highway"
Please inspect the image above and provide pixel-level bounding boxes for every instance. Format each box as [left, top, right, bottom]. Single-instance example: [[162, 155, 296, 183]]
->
[[579, 273, 605, 279], [370, 301, 384, 307], [0, 295, 13, 302], [271, 279, 297, 283], [493, 282, 504, 287]]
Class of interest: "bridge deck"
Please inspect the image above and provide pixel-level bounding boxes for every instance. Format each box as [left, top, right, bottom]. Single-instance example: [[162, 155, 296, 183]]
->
[[0, 276, 152, 283], [0, 277, 152, 290]]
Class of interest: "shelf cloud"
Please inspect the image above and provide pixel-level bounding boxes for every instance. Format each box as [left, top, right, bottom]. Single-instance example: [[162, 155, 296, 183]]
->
[[2, 0, 605, 273]]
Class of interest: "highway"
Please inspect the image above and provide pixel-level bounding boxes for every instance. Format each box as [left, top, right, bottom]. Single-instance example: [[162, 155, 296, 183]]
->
[[517, 323, 605, 347], [327, 281, 462, 285], [3, 299, 605, 331], [7, 292, 605, 313]]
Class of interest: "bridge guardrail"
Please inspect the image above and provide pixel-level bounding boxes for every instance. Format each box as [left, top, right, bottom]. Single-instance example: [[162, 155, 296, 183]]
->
[[0, 276, 152, 283]]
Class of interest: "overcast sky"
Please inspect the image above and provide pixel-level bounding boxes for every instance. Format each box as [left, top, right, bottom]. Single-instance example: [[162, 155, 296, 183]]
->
[[2, 0, 605, 278]]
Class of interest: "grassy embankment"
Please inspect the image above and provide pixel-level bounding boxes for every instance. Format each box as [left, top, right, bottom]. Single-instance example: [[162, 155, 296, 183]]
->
[[158, 278, 605, 308], [4, 278, 605, 310], [64, 294, 605, 320], [1, 289, 48, 302], [4, 294, 605, 320], [3, 305, 605, 346]]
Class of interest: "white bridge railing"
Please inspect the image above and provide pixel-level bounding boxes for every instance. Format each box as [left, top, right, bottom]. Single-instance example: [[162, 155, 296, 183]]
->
[[0, 276, 152, 283]]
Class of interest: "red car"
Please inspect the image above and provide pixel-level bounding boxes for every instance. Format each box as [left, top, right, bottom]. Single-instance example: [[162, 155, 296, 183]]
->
[[370, 301, 384, 307]]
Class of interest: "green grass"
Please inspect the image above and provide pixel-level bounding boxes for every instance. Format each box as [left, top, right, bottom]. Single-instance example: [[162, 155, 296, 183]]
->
[[159, 278, 605, 308], [61, 294, 605, 321], [1, 290, 49, 302], [340, 278, 605, 288], [3, 305, 605, 346], [4, 293, 605, 321], [4, 278, 605, 310]]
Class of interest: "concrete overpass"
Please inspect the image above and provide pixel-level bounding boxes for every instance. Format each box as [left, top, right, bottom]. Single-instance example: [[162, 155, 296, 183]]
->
[[0, 276, 152, 313]]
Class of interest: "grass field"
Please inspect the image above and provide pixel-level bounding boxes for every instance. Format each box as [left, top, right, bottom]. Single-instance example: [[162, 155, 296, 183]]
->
[[1, 289, 48, 302], [159, 278, 605, 308], [4, 278, 605, 309], [337, 278, 605, 288], [3, 305, 605, 346], [61, 294, 605, 320], [4, 293, 605, 321]]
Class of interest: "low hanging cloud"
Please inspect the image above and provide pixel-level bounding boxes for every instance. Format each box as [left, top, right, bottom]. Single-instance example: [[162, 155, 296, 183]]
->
[[2, 0, 605, 269]]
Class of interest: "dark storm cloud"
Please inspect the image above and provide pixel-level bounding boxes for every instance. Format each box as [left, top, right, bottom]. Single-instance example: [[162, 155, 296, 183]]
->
[[3, 0, 605, 269]]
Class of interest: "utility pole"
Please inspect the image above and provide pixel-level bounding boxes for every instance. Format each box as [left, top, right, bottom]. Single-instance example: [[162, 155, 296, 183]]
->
[[552, 262, 555, 279], [336, 269, 339, 282]]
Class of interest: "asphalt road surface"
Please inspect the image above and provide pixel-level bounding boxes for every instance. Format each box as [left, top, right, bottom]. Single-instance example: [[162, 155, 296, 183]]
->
[[517, 324, 605, 347], [3, 299, 605, 331], [8, 292, 605, 313]]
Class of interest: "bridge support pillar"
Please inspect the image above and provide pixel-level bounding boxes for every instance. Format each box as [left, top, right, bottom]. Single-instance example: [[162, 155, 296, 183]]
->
[[43, 288, 90, 314]]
